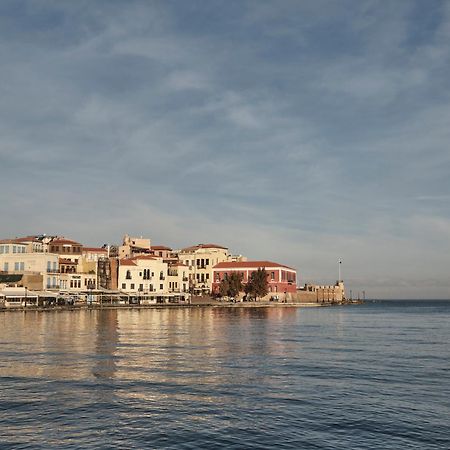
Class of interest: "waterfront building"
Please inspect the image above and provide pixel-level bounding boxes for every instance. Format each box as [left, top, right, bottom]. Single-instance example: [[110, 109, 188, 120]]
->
[[167, 261, 189, 295], [48, 238, 83, 261], [178, 244, 231, 294], [212, 260, 298, 298], [299, 281, 346, 302], [118, 255, 169, 296], [0, 240, 60, 290]]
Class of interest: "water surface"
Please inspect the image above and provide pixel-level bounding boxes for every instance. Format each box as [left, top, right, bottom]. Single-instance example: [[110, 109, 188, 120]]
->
[[0, 301, 449, 449]]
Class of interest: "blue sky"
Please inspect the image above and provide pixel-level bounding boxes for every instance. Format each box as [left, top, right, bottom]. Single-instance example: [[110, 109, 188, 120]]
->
[[1, 0, 450, 298]]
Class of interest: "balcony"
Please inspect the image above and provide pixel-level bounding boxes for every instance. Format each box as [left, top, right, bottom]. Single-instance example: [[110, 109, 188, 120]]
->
[[160, 276, 165, 280]]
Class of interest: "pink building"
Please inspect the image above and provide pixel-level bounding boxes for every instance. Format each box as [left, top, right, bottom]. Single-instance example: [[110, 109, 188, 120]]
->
[[212, 260, 297, 295]]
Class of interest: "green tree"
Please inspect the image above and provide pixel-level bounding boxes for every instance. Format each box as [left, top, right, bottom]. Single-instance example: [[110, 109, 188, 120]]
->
[[218, 276, 229, 297], [227, 272, 243, 298], [218, 272, 243, 298], [245, 268, 268, 300]]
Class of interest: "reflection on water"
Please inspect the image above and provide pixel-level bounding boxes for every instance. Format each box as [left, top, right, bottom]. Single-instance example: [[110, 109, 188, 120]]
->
[[0, 303, 449, 450], [93, 310, 119, 380]]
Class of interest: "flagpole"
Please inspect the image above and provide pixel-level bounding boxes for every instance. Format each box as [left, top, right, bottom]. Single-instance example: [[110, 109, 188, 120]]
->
[[338, 259, 342, 282]]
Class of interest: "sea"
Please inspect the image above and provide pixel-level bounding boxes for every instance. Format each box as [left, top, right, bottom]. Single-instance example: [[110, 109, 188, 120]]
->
[[0, 300, 449, 449]]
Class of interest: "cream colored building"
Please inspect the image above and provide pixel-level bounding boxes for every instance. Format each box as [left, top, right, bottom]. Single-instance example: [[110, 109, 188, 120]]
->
[[0, 242, 60, 290], [118, 255, 168, 295], [119, 234, 152, 259], [167, 262, 189, 294], [178, 244, 231, 294]]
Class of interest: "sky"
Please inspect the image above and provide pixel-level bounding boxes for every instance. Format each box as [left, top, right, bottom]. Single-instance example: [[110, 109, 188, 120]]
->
[[1, 0, 450, 299]]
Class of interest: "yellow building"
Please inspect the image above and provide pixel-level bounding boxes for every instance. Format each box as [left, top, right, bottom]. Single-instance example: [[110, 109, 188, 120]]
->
[[178, 244, 231, 294]]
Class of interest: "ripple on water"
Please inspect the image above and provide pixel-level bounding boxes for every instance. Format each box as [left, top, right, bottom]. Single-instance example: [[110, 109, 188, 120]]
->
[[0, 303, 449, 449]]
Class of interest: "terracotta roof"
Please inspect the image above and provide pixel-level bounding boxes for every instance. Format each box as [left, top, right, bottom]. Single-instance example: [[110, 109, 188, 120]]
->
[[151, 245, 173, 251], [0, 238, 29, 244], [132, 255, 157, 261], [51, 238, 82, 245], [82, 247, 107, 253], [181, 243, 228, 252], [120, 259, 137, 266], [213, 261, 296, 271], [170, 261, 187, 267]]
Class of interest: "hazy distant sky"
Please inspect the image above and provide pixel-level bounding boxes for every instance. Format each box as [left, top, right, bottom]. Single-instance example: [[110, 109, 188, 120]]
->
[[1, 0, 449, 299]]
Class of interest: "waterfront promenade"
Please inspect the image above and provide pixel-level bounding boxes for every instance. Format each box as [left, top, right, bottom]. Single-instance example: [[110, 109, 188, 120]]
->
[[0, 296, 360, 312]]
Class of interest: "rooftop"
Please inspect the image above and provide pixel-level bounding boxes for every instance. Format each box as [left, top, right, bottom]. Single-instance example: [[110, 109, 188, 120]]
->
[[181, 243, 228, 252], [213, 261, 296, 271]]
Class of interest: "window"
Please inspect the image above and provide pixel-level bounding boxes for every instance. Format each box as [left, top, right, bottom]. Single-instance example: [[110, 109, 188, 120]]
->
[[206, 273, 209, 280], [126, 270, 132, 280], [14, 262, 19, 271], [122, 283, 126, 289], [206, 259, 209, 265], [13, 245, 17, 253], [160, 284, 163, 290], [130, 283, 135, 289], [3, 262, 8, 271], [20, 262, 25, 271], [139, 284, 143, 291], [271, 272, 275, 280], [0, 245, 3, 254]]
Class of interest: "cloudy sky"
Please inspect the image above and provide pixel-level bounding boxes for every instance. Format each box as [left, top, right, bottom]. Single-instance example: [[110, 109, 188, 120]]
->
[[1, 0, 449, 298]]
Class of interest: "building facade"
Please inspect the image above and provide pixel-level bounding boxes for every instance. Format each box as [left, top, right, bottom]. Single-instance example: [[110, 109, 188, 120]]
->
[[0, 241, 60, 290], [178, 244, 231, 294], [212, 260, 298, 297]]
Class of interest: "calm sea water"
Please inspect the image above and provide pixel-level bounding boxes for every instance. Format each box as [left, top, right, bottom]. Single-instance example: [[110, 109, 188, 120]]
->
[[0, 301, 449, 449]]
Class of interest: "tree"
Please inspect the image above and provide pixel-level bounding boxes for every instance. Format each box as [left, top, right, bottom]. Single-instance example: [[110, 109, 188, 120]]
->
[[218, 276, 229, 297], [219, 272, 243, 298], [245, 268, 269, 300], [228, 272, 243, 298]]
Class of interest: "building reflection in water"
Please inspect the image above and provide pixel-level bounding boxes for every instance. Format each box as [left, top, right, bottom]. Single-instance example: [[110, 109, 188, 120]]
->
[[92, 309, 119, 380], [110, 307, 300, 411]]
